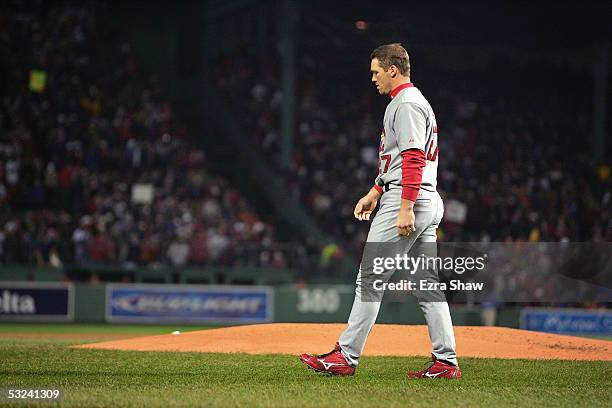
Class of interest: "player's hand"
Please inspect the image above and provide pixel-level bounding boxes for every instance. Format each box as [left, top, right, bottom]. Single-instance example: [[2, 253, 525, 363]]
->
[[396, 208, 416, 236], [354, 191, 379, 221]]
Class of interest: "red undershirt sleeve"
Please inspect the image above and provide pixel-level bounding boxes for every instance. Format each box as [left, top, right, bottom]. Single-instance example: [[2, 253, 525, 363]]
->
[[401, 149, 426, 201], [372, 185, 383, 195]]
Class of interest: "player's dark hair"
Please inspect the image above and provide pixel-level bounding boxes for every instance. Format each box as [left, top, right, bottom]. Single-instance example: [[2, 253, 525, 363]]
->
[[370, 43, 410, 76]]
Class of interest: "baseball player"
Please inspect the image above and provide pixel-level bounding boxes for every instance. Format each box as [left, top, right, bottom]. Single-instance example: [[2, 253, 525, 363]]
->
[[300, 43, 461, 379]]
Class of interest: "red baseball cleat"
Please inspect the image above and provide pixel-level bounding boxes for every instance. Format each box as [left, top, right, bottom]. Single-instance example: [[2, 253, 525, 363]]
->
[[407, 354, 461, 379], [299, 343, 355, 376]]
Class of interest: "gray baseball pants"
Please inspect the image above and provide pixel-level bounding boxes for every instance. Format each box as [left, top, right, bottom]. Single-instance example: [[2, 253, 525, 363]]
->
[[338, 188, 458, 366]]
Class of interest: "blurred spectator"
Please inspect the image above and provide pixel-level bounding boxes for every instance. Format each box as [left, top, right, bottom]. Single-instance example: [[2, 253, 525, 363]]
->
[[167, 236, 190, 268], [211, 44, 611, 262], [87, 228, 116, 265], [0, 3, 299, 270]]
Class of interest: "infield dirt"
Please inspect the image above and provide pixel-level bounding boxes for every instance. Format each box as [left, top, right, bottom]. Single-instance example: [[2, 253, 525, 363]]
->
[[76, 323, 612, 361]]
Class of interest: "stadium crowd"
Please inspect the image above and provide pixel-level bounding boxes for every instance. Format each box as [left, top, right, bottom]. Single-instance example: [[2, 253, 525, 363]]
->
[[0, 4, 292, 270], [212, 47, 611, 261], [1, 3, 609, 284]]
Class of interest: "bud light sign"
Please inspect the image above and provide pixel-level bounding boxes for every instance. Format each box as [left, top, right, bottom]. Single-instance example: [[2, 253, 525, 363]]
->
[[0, 282, 74, 321], [107, 284, 273, 323]]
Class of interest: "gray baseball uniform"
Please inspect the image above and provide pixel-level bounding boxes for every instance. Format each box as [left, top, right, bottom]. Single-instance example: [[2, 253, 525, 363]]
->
[[338, 83, 458, 367]]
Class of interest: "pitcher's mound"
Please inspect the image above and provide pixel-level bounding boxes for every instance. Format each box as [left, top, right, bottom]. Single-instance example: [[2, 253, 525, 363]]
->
[[76, 324, 611, 361]]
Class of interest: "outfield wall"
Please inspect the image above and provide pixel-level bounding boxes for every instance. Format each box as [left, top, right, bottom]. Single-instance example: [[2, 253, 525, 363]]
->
[[0, 281, 524, 328], [7, 280, 609, 336]]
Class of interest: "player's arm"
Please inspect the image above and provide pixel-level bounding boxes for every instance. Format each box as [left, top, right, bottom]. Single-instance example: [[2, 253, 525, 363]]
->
[[354, 150, 384, 221], [394, 103, 427, 236], [354, 186, 381, 221], [396, 149, 426, 235]]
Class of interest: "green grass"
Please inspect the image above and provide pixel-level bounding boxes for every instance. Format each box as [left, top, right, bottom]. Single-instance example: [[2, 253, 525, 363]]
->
[[0, 323, 213, 336], [0, 327, 610, 408], [570, 334, 612, 341], [0, 323, 214, 346]]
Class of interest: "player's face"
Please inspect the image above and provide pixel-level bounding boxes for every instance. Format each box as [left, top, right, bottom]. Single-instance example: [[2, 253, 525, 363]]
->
[[371, 58, 392, 95]]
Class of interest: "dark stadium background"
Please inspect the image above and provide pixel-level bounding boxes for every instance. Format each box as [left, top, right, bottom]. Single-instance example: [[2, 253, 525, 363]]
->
[[0, 0, 610, 323]]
